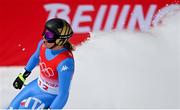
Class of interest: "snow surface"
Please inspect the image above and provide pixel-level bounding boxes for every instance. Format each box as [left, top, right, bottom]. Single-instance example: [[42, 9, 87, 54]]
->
[[1, 11, 180, 109]]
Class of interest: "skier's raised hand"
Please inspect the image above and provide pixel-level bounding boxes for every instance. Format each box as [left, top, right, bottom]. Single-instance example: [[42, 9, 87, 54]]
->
[[13, 70, 31, 89]]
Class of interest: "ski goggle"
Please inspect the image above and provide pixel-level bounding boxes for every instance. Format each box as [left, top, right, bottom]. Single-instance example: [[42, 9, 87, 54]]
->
[[43, 29, 57, 43]]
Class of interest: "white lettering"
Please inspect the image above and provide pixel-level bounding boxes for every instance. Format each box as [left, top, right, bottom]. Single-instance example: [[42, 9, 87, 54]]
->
[[44, 3, 71, 23], [72, 5, 94, 33], [104, 5, 119, 31], [32, 97, 41, 109], [44, 4, 179, 33], [32, 97, 45, 109], [140, 5, 157, 31], [25, 97, 31, 107], [128, 5, 157, 31], [115, 5, 130, 30], [93, 5, 107, 31]]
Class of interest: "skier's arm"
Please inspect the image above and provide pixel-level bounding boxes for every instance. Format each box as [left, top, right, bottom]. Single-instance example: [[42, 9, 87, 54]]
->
[[50, 58, 74, 109], [25, 40, 43, 72], [13, 40, 43, 89]]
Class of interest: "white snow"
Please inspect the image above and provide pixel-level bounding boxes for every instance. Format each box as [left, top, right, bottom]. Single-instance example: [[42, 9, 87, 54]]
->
[[1, 11, 180, 109]]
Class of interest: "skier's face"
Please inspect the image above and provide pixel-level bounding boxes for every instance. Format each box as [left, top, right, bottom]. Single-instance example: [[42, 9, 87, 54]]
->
[[42, 29, 57, 49], [43, 38, 55, 48]]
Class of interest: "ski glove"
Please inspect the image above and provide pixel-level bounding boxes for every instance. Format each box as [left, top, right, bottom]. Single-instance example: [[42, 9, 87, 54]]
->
[[13, 70, 31, 89]]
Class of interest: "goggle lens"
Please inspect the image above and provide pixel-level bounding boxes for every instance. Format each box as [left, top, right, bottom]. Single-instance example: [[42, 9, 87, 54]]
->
[[44, 29, 56, 43]]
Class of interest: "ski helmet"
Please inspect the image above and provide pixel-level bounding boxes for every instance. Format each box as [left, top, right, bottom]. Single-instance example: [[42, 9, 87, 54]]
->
[[42, 18, 73, 46]]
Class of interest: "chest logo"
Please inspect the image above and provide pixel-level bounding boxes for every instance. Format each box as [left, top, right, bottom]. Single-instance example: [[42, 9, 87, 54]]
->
[[61, 65, 69, 72], [40, 62, 54, 77]]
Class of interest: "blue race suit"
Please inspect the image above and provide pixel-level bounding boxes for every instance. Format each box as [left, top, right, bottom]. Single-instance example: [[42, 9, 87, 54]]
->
[[8, 40, 75, 109]]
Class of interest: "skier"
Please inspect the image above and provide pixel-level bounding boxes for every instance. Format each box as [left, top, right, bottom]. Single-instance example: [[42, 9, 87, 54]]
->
[[8, 18, 75, 109]]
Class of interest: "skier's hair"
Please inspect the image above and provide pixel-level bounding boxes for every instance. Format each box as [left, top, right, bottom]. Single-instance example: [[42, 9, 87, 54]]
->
[[63, 41, 75, 51]]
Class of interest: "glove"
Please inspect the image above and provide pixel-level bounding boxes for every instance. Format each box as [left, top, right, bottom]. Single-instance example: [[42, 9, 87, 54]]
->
[[13, 70, 31, 89]]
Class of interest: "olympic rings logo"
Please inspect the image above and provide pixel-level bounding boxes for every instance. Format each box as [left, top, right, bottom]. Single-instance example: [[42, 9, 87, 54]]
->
[[40, 62, 54, 77]]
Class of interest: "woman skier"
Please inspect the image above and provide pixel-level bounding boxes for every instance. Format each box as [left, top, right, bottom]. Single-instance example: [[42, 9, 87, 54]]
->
[[8, 18, 75, 109]]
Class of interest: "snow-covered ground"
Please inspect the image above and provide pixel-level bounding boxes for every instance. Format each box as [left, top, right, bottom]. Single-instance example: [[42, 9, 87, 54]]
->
[[1, 11, 180, 109]]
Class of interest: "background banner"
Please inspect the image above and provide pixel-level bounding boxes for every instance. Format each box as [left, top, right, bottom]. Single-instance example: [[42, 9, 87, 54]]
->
[[0, 0, 179, 65]]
